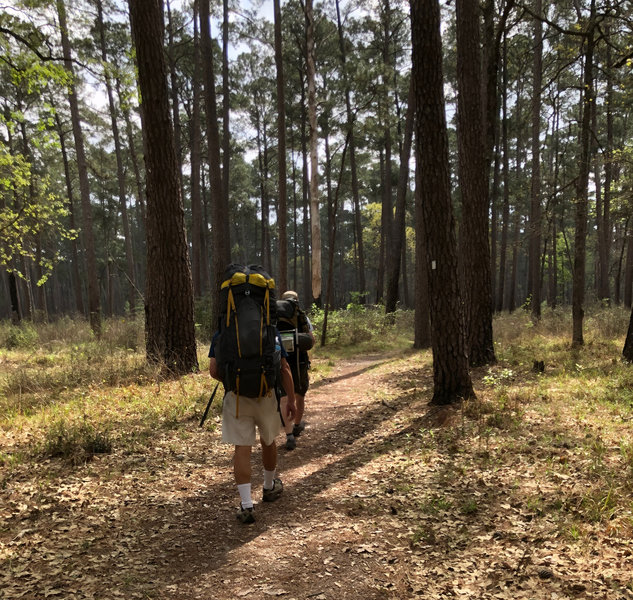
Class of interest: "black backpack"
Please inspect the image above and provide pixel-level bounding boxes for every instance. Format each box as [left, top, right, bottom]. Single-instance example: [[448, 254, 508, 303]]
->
[[276, 298, 314, 358], [215, 264, 280, 399]]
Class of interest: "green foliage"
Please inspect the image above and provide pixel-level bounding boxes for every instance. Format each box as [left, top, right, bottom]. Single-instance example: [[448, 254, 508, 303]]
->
[[194, 294, 214, 344], [310, 304, 414, 351], [1, 322, 39, 349], [41, 418, 112, 464], [0, 143, 76, 286]]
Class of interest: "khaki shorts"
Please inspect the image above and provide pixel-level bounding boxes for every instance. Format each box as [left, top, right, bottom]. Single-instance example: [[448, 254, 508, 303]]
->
[[221, 391, 281, 447]]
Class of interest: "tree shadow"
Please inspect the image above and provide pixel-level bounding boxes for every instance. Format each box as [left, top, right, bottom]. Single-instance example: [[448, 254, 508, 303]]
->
[[310, 356, 402, 389]]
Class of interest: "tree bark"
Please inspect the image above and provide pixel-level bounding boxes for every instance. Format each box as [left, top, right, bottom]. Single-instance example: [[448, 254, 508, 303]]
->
[[97, 0, 137, 313], [497, 34, 510, 312], [222, 0, 231, 234], [300, 78, 312, 306], [599, 35, 613, 303], [190, 0, 209, 297], [456, 0, 495, 366], [572, 6, 595, 347], [335, 0, 366, 301], [53, 110, 85, 316], [274, 0, 288, 293], [528, 0, 543, 321], [385, 80, 414, 314], [200, 0, 229, 313], [305, 0, 321, 306], [414, 142, 430, 349], [411, 0, 475, 404], [623, 305, 633, 361], [129, 0, 198, 373]]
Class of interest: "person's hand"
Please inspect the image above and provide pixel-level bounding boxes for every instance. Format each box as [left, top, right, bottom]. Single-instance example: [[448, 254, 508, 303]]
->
[[285, 398, 297, 422]]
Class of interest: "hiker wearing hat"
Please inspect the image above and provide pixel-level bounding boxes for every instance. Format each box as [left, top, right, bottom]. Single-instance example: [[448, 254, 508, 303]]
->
[[276, 290, 315, 451]]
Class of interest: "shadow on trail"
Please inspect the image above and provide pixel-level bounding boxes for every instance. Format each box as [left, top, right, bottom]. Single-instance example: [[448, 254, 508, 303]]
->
[[95, 365, 428, 598], [310, 357, 401, 389], [13, 359, 573, 600]]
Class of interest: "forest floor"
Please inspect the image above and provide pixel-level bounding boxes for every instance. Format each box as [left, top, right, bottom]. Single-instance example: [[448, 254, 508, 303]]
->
[[2, 347, 633, 599]]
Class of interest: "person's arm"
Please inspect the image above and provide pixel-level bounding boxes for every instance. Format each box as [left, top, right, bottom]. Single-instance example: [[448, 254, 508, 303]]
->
[[208, 331, 222, 381], [209, 356, 222, 382], [280, 357, 297, 421]]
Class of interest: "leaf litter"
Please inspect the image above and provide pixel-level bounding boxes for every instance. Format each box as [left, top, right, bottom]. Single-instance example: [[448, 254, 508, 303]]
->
[[1, 352, 633, 599]]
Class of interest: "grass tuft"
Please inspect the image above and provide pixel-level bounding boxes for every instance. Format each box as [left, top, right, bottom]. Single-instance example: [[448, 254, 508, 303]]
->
[[40, 418, 112, 464]]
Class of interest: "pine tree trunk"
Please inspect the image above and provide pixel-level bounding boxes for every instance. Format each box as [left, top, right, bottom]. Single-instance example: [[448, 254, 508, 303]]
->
[[200, 0, 229, 313], [97, 0, 136, 313], [166, 0, 185, 210], [529, 0, 543, 321], [273, 0, 288, 293], [335, 0, 366, 301], [623, 305, 633, 361], [414, 144, 430, 349], [57, 0, 101, 335], [599, 38, 614, 303], [411, 0, 474, 404], [130, 0, 198, 373], [456, 0, 495, 366], [300, 75, 312, 306], [572, 8, 596, 347], [497, 36, 510, 313], [222, 0, 231, 240], [624, 221, 633, 308], [385, 80, 415, 314], [305, 0, 321, 306], [190, 0, 206, 297], [53, 110, 85, 316]]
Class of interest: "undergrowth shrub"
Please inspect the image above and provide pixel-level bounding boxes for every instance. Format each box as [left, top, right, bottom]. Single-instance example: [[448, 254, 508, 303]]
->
[[0, 322, 39, 350], [41, 418, 112, 464], [310, 304, 414, 350], [194, 294, 214, 343], [102, 316, 144, 351]]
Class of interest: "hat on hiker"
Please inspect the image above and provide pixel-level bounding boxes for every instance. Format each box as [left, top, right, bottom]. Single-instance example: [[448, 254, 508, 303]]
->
[[282, 290, 299, 301]]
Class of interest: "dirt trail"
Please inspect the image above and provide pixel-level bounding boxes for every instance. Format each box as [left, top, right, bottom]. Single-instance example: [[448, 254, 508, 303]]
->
[[2, 355, 409, 600], [176, 355, 403, 599]]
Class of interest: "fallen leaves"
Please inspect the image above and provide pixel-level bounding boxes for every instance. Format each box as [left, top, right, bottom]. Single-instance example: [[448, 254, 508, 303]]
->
[[2, 354, 633, 599]]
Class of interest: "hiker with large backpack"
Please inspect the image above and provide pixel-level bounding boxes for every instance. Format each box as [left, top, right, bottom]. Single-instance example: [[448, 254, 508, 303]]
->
[[208, 264, 297, 524], [276, 290, 315, 451]]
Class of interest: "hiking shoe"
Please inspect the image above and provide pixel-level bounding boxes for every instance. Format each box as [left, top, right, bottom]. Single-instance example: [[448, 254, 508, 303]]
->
[[236, 504, 255, 524], [292, 422, 305, 437], [262, 478, 284, 502], [285, 435, 296, 451]]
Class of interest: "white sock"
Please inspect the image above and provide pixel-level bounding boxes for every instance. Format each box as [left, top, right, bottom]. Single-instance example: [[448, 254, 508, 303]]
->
[[263, 469, 276, 490], [237, 483, 253, 509]]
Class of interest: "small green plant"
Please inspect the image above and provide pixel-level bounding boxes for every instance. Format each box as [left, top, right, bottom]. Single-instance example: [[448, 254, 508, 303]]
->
[[589, 436, 607, 473], [461, 498, 478, 515], [41, 418, 112, 464], [621, 441, 633, 479], [568, 523, 582, 540], [419, 494, 453, 515], [582, 487, 618, 523], [482, 368, 515, 388]]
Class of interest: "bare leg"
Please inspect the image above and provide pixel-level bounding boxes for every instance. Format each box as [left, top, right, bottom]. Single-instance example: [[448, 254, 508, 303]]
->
[[234, 445, 252, 485], [261, 437, 277, 472], [294, 394, 305, 425]]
